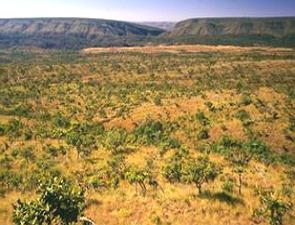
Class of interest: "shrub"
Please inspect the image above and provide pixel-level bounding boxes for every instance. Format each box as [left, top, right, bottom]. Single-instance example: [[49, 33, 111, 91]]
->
[[240, 94, 252, 106], [65, 122, 104, 156], [163, 158, 183, 183], [133, 120, 164, 144], [211, 136, 242, 155], [53, 113, 71, 128], [245, 140, 274, 164], [222, 178, 234, 194], [23, 128, 33, 140], [13, 177, 85, 225], [104, 154, 127, 189], [153, 95, 162, 106], [205, 101, 216, 112], [198, 129, 210, 140], [20, 146, 36, 163], [5, 119, 23, 138], [235, 110, 249, 119], [212, 137, 279, 165], [162, 149, 189, 183], [195, 111, 210, 126], [45, 145, 67, 157], [125, 166, 151, 195], [13, 200, 52, 225], [0, 124, 5, 136], [104, 128, 128, 154], [133, 120, 180, 149], [254, 189, 292, 225]]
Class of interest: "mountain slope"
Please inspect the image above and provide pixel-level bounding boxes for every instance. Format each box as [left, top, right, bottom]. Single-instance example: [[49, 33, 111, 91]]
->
[[161, 17, 295, 47], [0, 18, 164, 49], [139, 22, 176, 30], [1, 17, 295, 49]]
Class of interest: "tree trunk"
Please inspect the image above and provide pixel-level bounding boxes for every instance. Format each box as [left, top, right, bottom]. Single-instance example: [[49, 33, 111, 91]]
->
[[197, 184, 202, 195], [139, 182, 147, 196], [238, 173, 242, 195]]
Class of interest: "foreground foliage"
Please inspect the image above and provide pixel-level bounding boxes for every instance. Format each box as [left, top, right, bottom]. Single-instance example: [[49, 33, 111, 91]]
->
[[13, 178, 85, 225]]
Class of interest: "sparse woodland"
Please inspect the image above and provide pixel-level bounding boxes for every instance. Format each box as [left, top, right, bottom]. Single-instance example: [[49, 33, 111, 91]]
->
[[0, 46, 295, 225]]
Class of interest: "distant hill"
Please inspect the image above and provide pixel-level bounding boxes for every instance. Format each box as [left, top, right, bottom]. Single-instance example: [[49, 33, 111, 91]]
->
[[161, 17, 295, 47], [0, 17, 295, 49], [139, 22, 176, 30], [0, 18, 164, 49]]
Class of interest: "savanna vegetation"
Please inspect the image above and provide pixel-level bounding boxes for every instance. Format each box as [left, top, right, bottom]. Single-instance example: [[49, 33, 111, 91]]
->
[[0, 45, 294, 225]]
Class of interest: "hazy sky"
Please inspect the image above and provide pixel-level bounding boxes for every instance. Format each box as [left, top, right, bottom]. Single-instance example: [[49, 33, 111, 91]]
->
[[1, 0, 295, 21]]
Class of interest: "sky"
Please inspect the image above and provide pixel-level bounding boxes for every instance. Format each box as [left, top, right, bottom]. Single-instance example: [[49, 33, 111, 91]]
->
[[0, 0, 295, 22]]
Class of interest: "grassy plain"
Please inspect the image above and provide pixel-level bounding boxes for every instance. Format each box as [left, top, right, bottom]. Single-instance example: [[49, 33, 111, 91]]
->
[[0, 45, 295, 225]]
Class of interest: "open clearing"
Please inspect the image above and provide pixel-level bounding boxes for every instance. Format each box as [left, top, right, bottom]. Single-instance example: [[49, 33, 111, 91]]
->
[[82, 44, 294, 54]]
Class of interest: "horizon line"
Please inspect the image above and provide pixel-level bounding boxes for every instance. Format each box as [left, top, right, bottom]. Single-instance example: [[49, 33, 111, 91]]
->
[[0, 15, 295, 23]]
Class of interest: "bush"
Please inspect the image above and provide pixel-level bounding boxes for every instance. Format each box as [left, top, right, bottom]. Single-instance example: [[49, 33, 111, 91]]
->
[[198, 129, 210, 140], [254, 189, 293, 225], [211, 137, 282, 165], [13, 177, 85, 225], [5, 119, 23, 138], [235, 110, 250, 119], [162, 149, 189, 183], [240, 94, 252, 106], [13, 200, 52, 225], [195, 111, 210, 126], [0, 124, 5, 136], [222, 178, 234, 194], [23, 128, 33, 140], [205, 101, 216, 112], [245, 140, 274, 164], [133, 120, 180, 149], [153, 95, 162, 106], [133, 120, 164, 144], [65, 122, 104, 156], [53, 113, 71, 128], [104, 128, 128, 154], [125, 166, 151, 195], [20, 146, 36, 163], [45, 145, 67, 157]]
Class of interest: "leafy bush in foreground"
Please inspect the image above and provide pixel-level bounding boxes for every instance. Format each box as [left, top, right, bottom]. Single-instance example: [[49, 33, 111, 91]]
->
[[13, 178, 85, 225], [254, 189, 293, 225]]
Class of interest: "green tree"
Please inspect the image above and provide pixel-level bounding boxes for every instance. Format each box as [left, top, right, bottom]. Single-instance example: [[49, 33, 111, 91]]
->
[[125, 166, 152, 195], [226, 145, 254, 195], [183, 156, 221, 194]]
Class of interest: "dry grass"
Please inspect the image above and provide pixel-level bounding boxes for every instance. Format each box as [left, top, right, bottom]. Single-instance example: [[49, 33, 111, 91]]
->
[[82, 44, 294, 55], [0, 45, 295, 225]]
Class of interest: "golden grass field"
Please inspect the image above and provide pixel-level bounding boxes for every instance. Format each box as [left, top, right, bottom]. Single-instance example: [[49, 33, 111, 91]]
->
[[0, 45, 295, 225], [82, 44, 294, 54]]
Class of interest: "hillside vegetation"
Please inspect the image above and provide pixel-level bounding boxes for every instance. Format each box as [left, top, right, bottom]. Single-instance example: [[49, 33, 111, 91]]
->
[[0, 46, 294, 224]]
